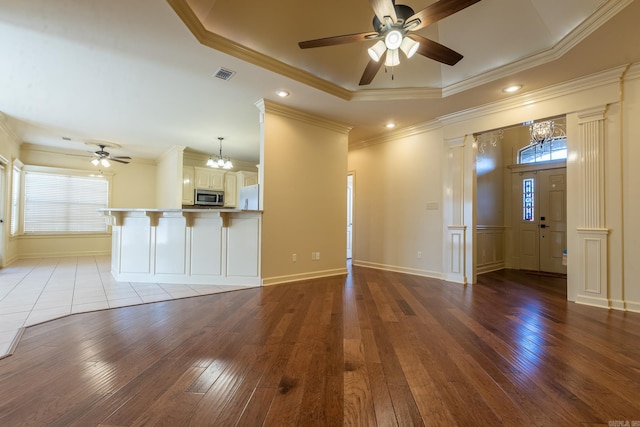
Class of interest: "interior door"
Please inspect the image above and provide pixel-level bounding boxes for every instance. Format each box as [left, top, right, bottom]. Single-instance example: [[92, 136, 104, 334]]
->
[[538, 169, 567, 274]]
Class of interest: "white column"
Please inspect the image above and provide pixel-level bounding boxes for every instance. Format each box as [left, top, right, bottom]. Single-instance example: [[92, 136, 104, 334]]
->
[[575, 106, 610, 308], [443, 136, 468, 283]]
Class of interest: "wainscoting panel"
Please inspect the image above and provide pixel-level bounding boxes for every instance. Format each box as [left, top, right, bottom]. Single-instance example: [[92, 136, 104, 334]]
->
[[476, 226, 506, 274]]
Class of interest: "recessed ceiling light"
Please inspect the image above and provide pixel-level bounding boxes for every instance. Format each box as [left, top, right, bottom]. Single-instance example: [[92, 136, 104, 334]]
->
[[276, 90, 290, 98], [385, 123, 396, 129], [502, 85, 522, 93]]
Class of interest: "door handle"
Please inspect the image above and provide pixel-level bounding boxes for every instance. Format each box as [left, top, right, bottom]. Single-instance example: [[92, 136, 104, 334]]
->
[[540, 224, 547, 228]]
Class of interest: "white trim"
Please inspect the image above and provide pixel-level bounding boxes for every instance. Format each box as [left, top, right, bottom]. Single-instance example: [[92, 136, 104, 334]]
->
[[443, 0, 634, 97], [261, 268, 348, 286], [439, 66, 626, 127], [351, 260, 443, 280]]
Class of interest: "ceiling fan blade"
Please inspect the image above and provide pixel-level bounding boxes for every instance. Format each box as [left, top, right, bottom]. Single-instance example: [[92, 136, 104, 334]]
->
[[359, 51, 387, 86], [369, 0, 397, 24], [409, 34, 463, 66], [406, 0, 481, 32], [299, 32, 379, 49], [110, 156, 132, 160], [109, 158, 130, 164]]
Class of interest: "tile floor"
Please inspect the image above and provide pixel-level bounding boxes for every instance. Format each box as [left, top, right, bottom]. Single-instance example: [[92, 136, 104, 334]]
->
[[0, 255, 253, 358]]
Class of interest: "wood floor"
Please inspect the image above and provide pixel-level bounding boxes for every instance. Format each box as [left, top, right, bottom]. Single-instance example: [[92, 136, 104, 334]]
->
[[0, 266, 639, 426]]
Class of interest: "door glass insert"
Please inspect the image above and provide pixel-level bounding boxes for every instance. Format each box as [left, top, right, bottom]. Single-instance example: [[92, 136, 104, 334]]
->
[[523, 178, 535, 221]]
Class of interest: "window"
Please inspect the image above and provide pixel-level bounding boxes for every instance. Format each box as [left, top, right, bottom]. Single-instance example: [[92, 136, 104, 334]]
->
[[23, 170, 109, 234], [10, 165, 20, 235], [523, 178, 535, 222], [518, 137, 567, 164]]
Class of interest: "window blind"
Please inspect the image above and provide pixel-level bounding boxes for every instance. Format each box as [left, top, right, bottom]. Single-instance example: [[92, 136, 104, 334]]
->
[[23, 171, 109, 233]]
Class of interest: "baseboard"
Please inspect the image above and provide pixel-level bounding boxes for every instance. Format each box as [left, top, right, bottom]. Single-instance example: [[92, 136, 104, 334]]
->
[[17, 250, 111, 259], [352, 260, 443, 280], [477, 262, 505, 275], [575, 294, 611, 310], [262, 268, 348, 286]]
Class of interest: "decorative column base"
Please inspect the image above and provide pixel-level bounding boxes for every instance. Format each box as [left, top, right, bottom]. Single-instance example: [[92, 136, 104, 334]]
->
[[575, 228, 610, 309], [445, 225, 467, 284]]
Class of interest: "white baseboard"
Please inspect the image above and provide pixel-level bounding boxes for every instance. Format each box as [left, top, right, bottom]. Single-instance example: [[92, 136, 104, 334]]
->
[[352, 260, 443, 280], [262, 268, 348, 286]]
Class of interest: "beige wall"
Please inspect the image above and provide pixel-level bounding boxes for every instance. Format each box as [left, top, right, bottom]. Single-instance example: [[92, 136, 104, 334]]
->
[[622, 74, 640, 307], [348, 130, 444, 277], [13, 143, 157, 259], [0, 119, 21, 266], [259, 100, 349, 284], [156, 145, 184, 209]]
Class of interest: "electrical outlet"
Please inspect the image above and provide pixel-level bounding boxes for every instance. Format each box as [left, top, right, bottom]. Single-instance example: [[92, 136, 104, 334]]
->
[[292, 253, 297, 262], [316, 252, 320, 260], [311, 252, 316, 261], [417, 251, 422, 259]]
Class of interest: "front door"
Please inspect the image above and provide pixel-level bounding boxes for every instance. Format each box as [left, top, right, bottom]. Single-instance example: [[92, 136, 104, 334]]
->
[[516, 168, 567, 274], [538, 169, 567, 273]]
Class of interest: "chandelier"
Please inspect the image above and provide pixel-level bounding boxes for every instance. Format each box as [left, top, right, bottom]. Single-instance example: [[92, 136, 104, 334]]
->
[[206, 137, 233, 169], [528, 120, 565, 145], [474, 130, 504, 154]]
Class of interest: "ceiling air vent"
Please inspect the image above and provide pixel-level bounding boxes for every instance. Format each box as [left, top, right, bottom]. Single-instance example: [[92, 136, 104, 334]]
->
[[212, 67, 236, 81]]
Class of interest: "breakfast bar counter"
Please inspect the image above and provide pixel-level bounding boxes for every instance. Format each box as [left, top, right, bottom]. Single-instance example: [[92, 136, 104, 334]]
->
[[100, 208, 262, 287]]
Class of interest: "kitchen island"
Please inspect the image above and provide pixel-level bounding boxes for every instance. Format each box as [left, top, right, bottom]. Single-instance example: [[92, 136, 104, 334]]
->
[[100, 208, 262, 287]]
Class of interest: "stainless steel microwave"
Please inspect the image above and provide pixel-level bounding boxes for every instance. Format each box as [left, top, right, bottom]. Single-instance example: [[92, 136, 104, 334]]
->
[[194, 189, 224, 206]]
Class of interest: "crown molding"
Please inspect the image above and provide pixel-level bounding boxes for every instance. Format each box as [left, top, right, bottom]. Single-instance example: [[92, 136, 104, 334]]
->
[[351, 87, 442, 101], [256, 99, 352, 135], [0, 112, 22, 148], [439, 65, 627, 127], [167, 0, 352, 101], [349, 119, 441, 151], [442, 0, 634, 97]]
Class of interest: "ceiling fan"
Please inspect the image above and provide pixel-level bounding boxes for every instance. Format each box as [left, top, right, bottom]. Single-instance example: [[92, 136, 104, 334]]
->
[[90, 144, 131, 167], [298, 0, 481, 85]]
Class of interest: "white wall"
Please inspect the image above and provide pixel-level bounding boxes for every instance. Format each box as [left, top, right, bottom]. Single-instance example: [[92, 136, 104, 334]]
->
[[349, 63, 640, 312], [348, 128, 444, 277]]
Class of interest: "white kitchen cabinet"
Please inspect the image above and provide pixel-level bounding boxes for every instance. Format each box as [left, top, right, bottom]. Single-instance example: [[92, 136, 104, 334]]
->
[[224, 172, 237, 207], [236, 171, 258, 187], [182, 166, 194, 205], [194, 167, 225, 190]]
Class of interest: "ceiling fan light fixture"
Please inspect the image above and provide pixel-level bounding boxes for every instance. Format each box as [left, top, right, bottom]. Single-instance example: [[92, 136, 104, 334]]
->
[[384, 30, 403, 50], [400, 37, 419, 59], [367, 40, 387, 62], [91, 158, 100, 166], [100, 158, 111, 168], [385, 49, 400, 67]]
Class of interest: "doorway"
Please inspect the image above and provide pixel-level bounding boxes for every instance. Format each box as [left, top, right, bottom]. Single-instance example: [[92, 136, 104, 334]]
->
[[347, 173, 354, 259], [515, 167, 567, 274]]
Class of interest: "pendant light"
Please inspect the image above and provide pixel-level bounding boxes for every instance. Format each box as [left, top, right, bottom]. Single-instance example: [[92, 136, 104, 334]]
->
[[207, 137, 233, 169]]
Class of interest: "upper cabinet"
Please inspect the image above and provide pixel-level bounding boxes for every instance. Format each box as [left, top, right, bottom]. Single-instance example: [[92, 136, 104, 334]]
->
[[194, 167, 225, 190], [236, 171, 258, 187], [182, 166, 195, 205]]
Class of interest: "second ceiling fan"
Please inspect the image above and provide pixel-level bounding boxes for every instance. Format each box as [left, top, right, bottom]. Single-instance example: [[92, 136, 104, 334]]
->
[[298, 0, 481, 85]]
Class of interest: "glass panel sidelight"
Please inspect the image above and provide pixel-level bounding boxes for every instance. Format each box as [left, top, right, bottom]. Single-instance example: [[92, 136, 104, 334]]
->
[[523, 178, 535, 221]]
